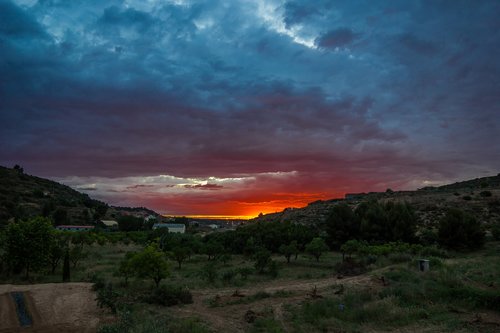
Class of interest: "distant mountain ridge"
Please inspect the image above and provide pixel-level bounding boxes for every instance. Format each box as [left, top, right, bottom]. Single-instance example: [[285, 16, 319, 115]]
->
[[250, 174, 500, 228], [0, 166, 160, 225]]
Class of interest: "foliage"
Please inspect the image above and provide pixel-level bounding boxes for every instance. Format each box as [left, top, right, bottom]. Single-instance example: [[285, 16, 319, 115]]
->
[[117, 215, 144, 232], [325, 204, 360, 249], [305, 237, 329, 262], [141, 285, 193, 306], [479, 190, 492, 197], [95, 282, 120, 313], [169, 246, 191, 269], [279, 240, 298, 263], [254, 248, 272, 274], [199, 262, 218, 283], [203, 240, 223, 261], [117, 251, 136, 285], [98, 311, 210, 333], [325, 201, 417, 247], [492, 223, 500, 241], [4, 216, 55, 278], [418, 228, 438, 245], [62, 249, 70, 282], [48, 234, 66, 273], [438, 209, 485, 250], [130, 244, 170, 287], [69, 245, 88, 268]]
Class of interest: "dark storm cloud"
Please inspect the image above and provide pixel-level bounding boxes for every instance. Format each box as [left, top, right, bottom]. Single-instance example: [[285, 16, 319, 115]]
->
[[1, 0, 499, 214], [315, 28, 359, 49], [0, 1, 47, 37]]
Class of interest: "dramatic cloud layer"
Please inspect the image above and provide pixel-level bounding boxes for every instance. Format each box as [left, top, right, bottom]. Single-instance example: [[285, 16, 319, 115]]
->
[[1, 0, 499, 216]]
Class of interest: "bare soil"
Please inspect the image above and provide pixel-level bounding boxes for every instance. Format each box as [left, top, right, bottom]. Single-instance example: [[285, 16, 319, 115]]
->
[[0, 283, 104, 333], [171, 273, 378, 333]]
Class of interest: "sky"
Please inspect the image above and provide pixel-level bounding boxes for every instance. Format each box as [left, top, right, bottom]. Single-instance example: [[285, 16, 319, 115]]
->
[[1, 0, 499, 218]]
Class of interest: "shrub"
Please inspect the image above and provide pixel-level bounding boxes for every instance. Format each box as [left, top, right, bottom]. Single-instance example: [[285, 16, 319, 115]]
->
[[237, 267, 253, 280], [141, 285, 193, 306], [199, 263, 217, 283], [221, 270, 236, 284], [462, 196, 472, 201], [480, 191, 492, 197], [492, 223, 500, 241], [96, 283, 120, 313], [438, 209, 485, 250], [388, 253, 412, 264]]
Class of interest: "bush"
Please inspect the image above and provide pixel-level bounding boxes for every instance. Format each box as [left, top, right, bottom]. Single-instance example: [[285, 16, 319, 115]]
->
[[95, 283, 120, 313], [479, 191, 492, 197], [462, 196, 472, 201], [237, 267, 253, 280], [388, 253, 412, 264], [141, 285, 193, 306], [492, 223, 500, 241], [199, 263, 218, 283], [221, 270, 236, 284], [438, 209, 485, 250]]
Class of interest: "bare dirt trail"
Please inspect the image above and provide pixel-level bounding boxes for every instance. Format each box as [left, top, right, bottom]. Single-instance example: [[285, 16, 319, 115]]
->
[[0, 283, 104, 333], [171, 273, 379, 333]]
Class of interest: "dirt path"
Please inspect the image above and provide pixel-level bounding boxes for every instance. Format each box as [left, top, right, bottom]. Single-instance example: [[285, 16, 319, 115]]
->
[[0, 283, 104, 333], [171, 273, 379, 333]]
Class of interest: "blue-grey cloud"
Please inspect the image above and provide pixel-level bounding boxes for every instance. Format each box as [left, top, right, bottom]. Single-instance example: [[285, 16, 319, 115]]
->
[[316, 28, 359, 49], [0, 0, 499, 213]]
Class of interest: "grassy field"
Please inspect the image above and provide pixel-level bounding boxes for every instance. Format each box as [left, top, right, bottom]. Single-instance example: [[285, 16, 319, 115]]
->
[[2, 240, 499, 332]]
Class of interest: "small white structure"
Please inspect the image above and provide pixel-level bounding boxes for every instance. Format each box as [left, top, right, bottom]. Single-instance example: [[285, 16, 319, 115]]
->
[[101, 220, 118, 228], [152, 223, 186, 233], [209, 224, 219, 230]]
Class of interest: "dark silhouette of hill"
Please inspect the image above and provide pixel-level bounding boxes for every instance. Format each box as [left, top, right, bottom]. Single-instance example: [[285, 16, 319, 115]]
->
[[0, 166, 159, 226], [251, 174, 500, 229]]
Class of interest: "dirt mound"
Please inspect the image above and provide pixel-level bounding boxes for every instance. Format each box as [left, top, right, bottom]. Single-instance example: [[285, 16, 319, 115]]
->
[[0, 283, 103, 333]]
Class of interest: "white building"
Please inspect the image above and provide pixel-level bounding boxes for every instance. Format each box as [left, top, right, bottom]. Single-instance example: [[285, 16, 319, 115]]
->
[[152, 223, 186, 233]]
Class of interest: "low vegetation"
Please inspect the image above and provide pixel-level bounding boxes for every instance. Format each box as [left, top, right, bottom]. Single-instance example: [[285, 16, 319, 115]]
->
[[1, 181, 499, 332]]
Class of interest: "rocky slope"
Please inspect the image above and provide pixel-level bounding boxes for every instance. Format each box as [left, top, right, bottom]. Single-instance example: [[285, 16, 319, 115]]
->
[[250, 174, 500, 229], [0, 166, 159, 225]]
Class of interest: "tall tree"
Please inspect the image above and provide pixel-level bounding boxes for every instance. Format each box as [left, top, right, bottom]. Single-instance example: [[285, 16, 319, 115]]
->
[[130, 244, 170, 287], [438, 209, 485, 250], [325, 204, 360, 249], [5, 217, 55, 279], [305, 237, 329, 262]]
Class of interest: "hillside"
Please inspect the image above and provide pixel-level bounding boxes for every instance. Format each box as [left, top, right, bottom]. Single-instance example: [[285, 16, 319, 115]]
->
[[250, 174, 500, 229], [0, 166, 159, 226]]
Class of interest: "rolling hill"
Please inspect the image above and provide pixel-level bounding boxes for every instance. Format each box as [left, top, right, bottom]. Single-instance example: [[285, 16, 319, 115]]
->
[[0, 166, 159, 226], [250, 174, 500, 229]]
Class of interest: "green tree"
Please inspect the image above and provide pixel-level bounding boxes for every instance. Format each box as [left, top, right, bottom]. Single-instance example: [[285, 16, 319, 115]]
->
[[438, 209, 485, 250], [279, 241, 298, 264], [386, 202, 417, 242], [340, 240, 367, 261], [130, 244, 170, 287], [117, 251, 136, 286], [325, 204, 360, 249], [200, 262, 218, 283], [4, 217, 55, 279], [48, 235, 66, 273], [69, 245, 87, 268], [305, 237, 329, 262], [117, 215, 144, 232], [62, 249, 70, 282], [492, 223, 500, 241], [169, 246, 191, 269], [204, 240, 223, 261], [254, 248, 272, 274]]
